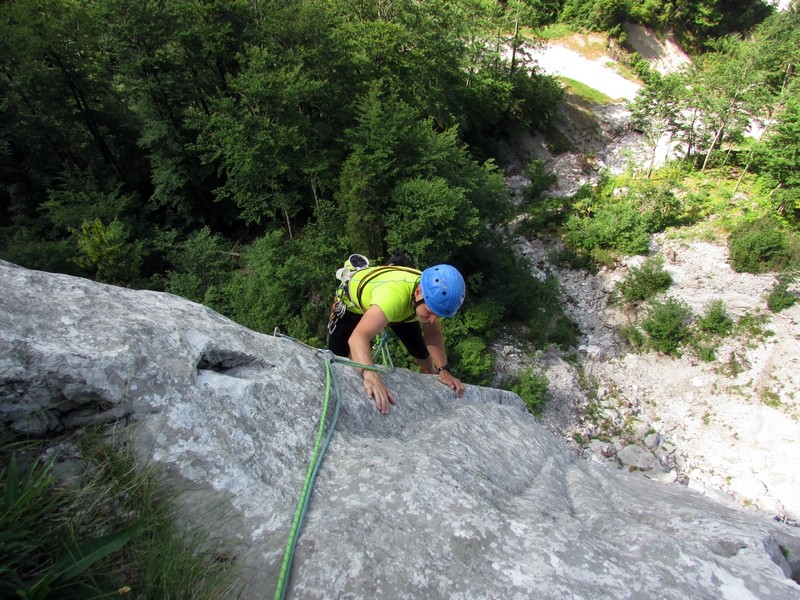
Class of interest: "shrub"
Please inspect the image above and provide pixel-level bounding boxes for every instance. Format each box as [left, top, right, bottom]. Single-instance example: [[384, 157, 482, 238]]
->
[[504, 368, 550, 415], [522, 159, 558, 204], [688, 299, 735, 361], [562, 184, 682, 260], [767, 273, 798, 313], [691, 337, 719, 362], [638, 184, 682, 232], [697, 299, 734, 336], [516, 195, 573, 235], [547, 246, 597, 272], [641, 297, 694, 356], [617, 255, 673, 304], [734, 311, 774, 342], [523, 275, 580, 350], [728, 218, 788, 273], [164, 227, 234, 304], [71, 218, 141, 285], [619, 323, 645, 350], [451, 336, 494, 386], [563, 200, 650, 256]]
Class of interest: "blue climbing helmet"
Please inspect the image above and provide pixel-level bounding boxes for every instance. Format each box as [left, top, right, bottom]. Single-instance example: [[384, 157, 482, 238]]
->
[[420, 264, 466, 318]]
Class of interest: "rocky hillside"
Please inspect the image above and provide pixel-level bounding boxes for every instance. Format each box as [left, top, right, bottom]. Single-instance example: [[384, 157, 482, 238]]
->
[[501, 26, 800, 523], [2, 259, 799, 598]]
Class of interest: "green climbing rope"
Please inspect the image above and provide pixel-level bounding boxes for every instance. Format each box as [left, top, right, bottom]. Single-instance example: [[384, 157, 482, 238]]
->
[[273, 354, 337, 600], [272, 333, 391, 600], [372, 331, 394, 368]]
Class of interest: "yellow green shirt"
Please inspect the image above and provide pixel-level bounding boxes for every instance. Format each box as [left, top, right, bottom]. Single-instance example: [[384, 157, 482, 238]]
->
[[345, 266, 421, 323]]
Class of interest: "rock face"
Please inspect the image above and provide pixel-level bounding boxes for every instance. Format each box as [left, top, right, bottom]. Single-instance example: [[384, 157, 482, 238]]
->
[[2, 260, 800, 599]]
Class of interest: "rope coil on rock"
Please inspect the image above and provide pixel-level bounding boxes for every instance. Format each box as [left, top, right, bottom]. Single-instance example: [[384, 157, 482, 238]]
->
[[272, 331, 390, 600]]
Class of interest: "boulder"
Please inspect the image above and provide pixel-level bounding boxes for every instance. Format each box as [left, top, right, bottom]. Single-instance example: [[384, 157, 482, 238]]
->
[[1, 260, 799, 599]]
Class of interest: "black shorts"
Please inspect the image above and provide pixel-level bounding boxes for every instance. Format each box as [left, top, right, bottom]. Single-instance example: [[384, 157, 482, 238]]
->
[[328, 310, 429, 360]]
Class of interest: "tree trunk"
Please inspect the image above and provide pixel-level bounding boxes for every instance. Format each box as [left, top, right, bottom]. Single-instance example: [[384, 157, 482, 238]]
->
[[49, 50, 123, 180], [701, 124, 725, 172], [509, 18, 519, 77], [647, 142, 657, 179], [283, 209, 293, 239], [733, 118, 770, 195]]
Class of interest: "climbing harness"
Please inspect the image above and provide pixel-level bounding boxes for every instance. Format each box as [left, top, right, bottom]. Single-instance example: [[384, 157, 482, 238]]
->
[[272, 330, 392, 600], [327, 254, 370, 335], [327, 261, 422, 335]]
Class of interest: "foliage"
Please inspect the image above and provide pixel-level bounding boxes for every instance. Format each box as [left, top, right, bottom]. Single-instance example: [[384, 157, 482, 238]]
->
[[385, 177, 480, 264], [564, 202, 647, 256], [522, 159, 559, 205], [395, 295, 501, 386], [628, 72, 685, 178], [220, 230, 329, 342], [0, 433, 238, 599], [560, 0, 630, 32], [697, 299, 734, 336], [619, 323, 646, 350], [450, 335, 495, 386], [688, 299, 734, 361], [562, 179, 683, 260], [71, 219, 141, 285], [558, 0, 774, 52], [515, 159, 563, 234], [547, 245, 598, 272], [641, 296, 694, 356], [508, 72, 565, 132], [0, 229, 78, 277], [524, 275, 581, 350], [616, 255, 673, 304], [502, 368, 550, 415], [163, 227, 235, 305], [1, 451, 69, 598], [623, 295, 736, 361], [1, 0, 549, 272], [755, 94, 800, 224], [1, 0, 795, 390], [728, 217, 789, 273], [733, 310, 774, 341], [767, 272, 798, 313], [503, 0, 563, 29], [517, 196, 572, 237]]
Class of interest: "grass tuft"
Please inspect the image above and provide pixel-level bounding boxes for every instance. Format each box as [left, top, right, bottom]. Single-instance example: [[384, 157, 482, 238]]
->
[[1, 429, 241, 599]]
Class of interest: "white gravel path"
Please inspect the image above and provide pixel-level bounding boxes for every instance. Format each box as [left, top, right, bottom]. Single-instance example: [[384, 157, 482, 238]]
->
[[531, 44, 641, 101]]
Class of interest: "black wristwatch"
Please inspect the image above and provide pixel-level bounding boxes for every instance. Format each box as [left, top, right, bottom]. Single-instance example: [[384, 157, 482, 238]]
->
[[437, 363, 451, 374]]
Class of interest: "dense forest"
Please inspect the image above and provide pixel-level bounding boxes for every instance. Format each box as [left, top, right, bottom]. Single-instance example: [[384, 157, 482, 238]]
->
[[2, 0, 798, 383]]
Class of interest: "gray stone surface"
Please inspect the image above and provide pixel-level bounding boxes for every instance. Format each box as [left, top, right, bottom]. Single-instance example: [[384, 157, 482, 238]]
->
[[2, 260, 800, 599], [618, 444, 659, 471]]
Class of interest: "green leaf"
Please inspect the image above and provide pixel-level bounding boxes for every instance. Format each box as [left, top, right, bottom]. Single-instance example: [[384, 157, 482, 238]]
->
[[21, 523, 142, 597]]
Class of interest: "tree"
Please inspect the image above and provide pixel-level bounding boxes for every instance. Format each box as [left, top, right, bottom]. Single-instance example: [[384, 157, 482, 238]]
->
[[96, 0, 254, 227], [756, 94, 800, 221], [0, 0, 153, 275], [385, 177, 480, 265], [688, 37, 769, 172], [732, 10, 800, 194], [629, 72, 686, 178], [196, 45, 323, 230]]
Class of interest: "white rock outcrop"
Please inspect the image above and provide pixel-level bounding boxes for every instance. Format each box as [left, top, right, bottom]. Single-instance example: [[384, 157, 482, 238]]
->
[[1, 260, 799, 599]]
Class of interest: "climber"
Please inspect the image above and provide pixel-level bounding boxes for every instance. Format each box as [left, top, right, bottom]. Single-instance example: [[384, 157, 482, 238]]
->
[[327, 263, 466, 414]]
